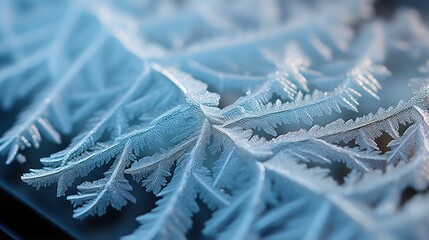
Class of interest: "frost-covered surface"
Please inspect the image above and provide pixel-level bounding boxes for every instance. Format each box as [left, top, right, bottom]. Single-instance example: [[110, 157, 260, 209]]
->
[[1, 0, 429, 239]]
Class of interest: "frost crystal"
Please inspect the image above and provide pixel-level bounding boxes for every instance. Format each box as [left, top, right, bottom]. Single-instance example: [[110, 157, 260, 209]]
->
[[1, 0, 429, 239]]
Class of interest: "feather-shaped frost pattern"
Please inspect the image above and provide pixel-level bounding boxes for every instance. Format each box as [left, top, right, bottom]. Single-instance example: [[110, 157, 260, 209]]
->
[[0, 0, 427, 239], [67, 140, 136, 219]]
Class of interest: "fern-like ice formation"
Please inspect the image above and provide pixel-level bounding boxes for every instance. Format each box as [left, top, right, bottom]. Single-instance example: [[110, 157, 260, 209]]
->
[[1, 0, 429, 239]]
